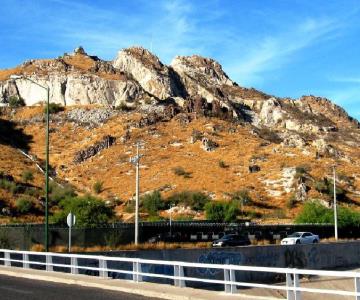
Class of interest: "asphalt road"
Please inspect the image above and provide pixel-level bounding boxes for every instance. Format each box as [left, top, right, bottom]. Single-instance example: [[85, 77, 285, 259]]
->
[[0, 274, 162, 300]]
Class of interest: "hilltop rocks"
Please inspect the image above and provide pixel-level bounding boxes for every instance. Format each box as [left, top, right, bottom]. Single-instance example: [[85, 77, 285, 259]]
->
[[2, 74, 144, 106], [66, 108, 115, 127], [73, 135, 116, 164], [113, 47, 183, 99], [201, 137, 218, 151], [313, 139, 342, 158]]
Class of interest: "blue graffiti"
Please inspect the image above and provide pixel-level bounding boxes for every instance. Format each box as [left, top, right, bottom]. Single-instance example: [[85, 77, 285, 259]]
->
[[197, 251, 243, 276]]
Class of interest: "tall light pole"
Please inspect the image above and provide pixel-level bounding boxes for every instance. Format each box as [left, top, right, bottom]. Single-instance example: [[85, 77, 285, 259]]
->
[[10, 75, 50, 252], [333, 166, 338, 240], [129, 142, 143, 245]]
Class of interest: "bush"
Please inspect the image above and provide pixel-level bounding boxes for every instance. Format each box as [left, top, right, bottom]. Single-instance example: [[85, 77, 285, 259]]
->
[[295, 165, 311, 178], [167, 191, 210, 211], [287, 194, 297, 209], [314, 179, 346, 201], [46, 103, 64, 114], [205, 201, 239, 222], [230, 189, 253, 212], [93, 181, 104, 194], [173, 167, 191, 178], [8, 96, 25, 107], [21, 170, 34, 183], [0, 179, 18, 195], [295, 200, 360, 227], [218, 160, 228, 168], [16, 198, 33, 214], [49, 183, 76, 206], [141, 191, 164, 216], [52, 195, 114, 227], [124, 201, 135, 213]]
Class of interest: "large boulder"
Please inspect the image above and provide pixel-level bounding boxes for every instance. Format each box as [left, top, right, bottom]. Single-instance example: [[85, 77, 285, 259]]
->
[[113, 47, 184, 99]]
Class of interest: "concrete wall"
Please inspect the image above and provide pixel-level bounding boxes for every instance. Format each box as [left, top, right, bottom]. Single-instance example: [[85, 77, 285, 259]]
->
[[94, 241, 360, 285]]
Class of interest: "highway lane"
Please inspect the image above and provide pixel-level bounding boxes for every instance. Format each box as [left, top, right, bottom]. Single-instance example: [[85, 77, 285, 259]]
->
[[0, 274, 163, 300]]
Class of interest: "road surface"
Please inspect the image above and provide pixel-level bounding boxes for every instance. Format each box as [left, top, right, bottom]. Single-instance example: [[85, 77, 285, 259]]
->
[[0, 274, 162, 300]]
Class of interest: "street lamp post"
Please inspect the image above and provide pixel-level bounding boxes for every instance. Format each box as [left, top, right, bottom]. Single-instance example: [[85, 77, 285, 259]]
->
[[129, 142, 143, 245], [333, 166, 338, 240], [10, 75, 50, 252]]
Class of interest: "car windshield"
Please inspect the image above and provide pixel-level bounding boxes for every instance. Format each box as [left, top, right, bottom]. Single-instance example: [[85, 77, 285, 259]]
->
[[221, 235, 236, 240], [288, 232, 302, 238]]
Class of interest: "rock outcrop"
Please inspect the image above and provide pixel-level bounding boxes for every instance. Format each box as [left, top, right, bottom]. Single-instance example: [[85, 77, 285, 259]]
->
[[113, 47, 184, 99]]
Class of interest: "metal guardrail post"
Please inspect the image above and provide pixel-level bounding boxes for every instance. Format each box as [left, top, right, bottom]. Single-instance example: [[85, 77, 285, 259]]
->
[[4, 252, 10, 266], [224, 267, 236, 294], [71, 256, 78, 274], [99, 259, 109, 279], [174, 265, 185, 287], [46, 255, 53, 271], [132, 261, 142, 282], [355, 277, 360, 300], [23, 253, 30, 269], [293, 273, 301, 300], [286, 273, 294, 300]]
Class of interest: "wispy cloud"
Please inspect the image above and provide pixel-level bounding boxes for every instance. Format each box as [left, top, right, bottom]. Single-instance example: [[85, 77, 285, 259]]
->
[[329, 76, 360, 83], [224, 17, 343, 87]]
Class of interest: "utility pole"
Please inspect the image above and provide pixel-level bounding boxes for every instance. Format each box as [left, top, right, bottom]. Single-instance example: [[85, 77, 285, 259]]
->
[[333, 166, 338, 240], [130, 142, 143, 245]]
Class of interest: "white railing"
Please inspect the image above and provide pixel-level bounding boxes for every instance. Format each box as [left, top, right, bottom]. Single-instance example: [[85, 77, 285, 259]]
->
[[0, 249, 359, 300]]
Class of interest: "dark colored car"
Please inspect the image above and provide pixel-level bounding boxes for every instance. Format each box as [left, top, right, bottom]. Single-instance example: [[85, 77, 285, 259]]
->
[[212, 234, 251, 247]]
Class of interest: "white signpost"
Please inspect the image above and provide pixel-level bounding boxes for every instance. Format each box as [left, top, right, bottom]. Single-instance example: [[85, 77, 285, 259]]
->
[[66, 212, 76, 253]]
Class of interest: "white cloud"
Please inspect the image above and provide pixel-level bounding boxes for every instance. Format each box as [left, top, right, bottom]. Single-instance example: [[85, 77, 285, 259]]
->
[[224, 17, 343, 87]]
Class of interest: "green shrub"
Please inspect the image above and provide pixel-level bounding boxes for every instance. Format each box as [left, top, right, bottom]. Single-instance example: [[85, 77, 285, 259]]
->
[[46, 103, 64, 114], [21, 170, 34, 183], [141, 191, 164, 216], [218, 160, 228, 168], [167, 191, 210, 211], [16, 198, 33, 214], [49, 183, 76, 206], [205, 201, 239, 222], [8, 96, 25, 107], [295, 200, 360, 227], [295, 165, 311, 178], [0, 179, 18, 195], [124, 201, 135, 213], [52, 195, 114, 227], [314, 179, 346, 200], [173, 167, 191, 178], [93, 181, 104, 194], [230, 189, 253, 212]]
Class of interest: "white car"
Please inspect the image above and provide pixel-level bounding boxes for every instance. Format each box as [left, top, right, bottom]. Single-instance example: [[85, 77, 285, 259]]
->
[[281, 232, 319, 245]]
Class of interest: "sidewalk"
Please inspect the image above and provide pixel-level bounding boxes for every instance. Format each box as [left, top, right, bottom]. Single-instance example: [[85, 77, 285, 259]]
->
[[0, 266, 280, 300]]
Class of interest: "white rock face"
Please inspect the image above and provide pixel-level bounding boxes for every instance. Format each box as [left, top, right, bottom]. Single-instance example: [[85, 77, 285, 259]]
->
[[170, 55, 234, 103], [113, 47, 180, 99], [257, 98, 285, 126], [0, 74, 144, 106]]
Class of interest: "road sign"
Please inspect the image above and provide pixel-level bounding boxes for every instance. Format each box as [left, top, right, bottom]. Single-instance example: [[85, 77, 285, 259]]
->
[[67, 212, 76, 228], [67, 212, 76, 253]]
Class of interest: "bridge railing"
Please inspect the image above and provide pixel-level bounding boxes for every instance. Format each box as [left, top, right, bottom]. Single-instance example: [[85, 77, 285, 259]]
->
[[0, 249, 359, 299]]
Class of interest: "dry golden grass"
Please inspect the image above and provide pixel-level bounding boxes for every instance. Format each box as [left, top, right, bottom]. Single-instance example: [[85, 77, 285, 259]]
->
[[30, 242, 211, 253], [1, 107, 360, 223]]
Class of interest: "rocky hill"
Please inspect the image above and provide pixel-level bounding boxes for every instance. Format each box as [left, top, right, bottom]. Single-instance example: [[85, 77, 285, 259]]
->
[[0, 46, 359, 224]]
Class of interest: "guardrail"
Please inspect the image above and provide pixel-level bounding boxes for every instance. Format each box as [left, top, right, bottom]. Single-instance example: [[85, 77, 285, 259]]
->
[[0, 249, 359, 299]]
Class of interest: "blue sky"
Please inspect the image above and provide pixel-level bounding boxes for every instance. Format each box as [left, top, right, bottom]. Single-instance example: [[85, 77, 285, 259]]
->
[[0, 0, 359, 120]]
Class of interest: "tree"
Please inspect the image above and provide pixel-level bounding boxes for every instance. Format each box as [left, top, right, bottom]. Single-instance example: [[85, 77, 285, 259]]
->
[[52, 195, 114, 227], [141, 191, 164, 216]]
